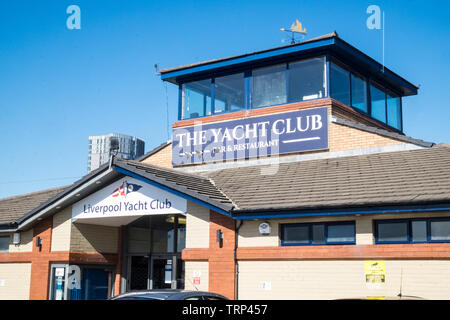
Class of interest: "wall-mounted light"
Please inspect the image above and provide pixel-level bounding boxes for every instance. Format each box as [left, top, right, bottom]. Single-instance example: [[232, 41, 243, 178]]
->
[[13, 233, 20, 246], [35, 236, 42, 249], [216, 229, 223, 248], [165, 216, 187, 224]]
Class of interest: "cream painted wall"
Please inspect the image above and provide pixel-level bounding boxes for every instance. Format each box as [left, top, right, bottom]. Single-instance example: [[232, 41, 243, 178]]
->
[[186, 202, 210, 249], [0, 263, 31, 300], [184, 261, 209, 291], [51, 207, 72, 252], [238, 260, 450, 300]]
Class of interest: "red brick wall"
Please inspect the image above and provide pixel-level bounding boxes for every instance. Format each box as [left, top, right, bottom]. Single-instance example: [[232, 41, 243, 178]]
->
[[237, 243, 450, 260], [184, 243, 450, 265], [29, 218, 53, 300], [114, 226, 124, 294], [208, 211, 236, 299]]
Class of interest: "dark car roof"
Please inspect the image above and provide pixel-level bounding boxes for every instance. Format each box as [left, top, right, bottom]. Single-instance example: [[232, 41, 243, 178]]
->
[[110, 290, 228, 300]]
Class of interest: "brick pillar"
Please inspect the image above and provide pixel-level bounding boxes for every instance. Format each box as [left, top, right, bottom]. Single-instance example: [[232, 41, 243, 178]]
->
[[208, 211, 236, 299], [29, 217, 53, 300], [114, 226, 124, 296]]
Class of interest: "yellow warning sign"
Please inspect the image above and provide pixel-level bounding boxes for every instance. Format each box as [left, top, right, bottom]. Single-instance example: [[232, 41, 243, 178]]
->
[[365, 261, 385, 284]]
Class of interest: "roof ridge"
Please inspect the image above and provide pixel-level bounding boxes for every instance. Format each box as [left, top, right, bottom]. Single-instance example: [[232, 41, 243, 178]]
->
[[207, 177, 238, 209], [0, 185, 69, 202]]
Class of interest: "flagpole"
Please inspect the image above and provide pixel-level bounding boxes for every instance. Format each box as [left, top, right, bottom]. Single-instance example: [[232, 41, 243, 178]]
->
[[382, 11, 385, 73]]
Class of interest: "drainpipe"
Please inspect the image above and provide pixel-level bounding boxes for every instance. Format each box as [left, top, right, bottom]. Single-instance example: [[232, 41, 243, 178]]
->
[[234, 220, 244, 300]]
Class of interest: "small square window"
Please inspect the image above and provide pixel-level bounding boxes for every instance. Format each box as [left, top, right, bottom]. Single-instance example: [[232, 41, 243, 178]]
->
[[377, 221, 408, 243], [430, 220, 450, 241], [327, 223, 355, 243], [312, 224, 325, 244], [330, 62, 350, 106], [252, 64, 287, 108], [411, 220, 427, 242], [282, 225, 309, 244], [370, 83, 387, 123], [0, 236, 9, 252], [351, 73, 367, 113], [387, 93, 401, 130], [288, 57, 326, 103]]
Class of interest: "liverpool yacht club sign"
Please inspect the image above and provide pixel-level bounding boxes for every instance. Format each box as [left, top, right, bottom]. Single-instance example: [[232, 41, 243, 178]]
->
[[172, 107, 329, 166], [72, 177, 186, 221]]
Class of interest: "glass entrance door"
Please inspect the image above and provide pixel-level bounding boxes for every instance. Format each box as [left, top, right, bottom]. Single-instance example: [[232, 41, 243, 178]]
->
[[129, 256, 149, 290], [80, 268, 112, 300], [151, 257, 173, 289], [125, 215, 186, 292], [128, 255, 184, 290], [49, 264, 68, 300]]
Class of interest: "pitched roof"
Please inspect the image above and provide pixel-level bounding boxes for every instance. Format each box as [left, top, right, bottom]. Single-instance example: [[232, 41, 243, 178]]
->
[[205, 145, 450, 213], [115, 159, 234, 212], [0, 186, 69, 226]]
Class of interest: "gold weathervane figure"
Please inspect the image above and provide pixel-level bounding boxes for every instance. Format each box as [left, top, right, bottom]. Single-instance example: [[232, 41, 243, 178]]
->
[[281, 19, 307, 44]]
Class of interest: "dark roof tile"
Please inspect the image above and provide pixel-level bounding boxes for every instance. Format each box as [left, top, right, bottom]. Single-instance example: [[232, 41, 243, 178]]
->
[[205, 147, 450, 212], [0, 186, 69, 225]]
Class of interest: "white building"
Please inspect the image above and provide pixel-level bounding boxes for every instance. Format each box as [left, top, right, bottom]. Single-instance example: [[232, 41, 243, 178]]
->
[[88, 133, 145, 172]]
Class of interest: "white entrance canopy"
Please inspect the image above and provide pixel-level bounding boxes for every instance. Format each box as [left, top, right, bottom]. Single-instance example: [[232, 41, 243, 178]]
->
[[72, 177, 187, 227]]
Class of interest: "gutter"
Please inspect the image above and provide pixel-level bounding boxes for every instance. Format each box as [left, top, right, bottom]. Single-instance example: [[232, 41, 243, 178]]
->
[[0, 222, 18, 233], [230, 203, 450, 220]]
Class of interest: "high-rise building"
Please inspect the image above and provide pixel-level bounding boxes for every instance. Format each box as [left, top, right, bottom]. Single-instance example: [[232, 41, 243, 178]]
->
[[88, 133, 145, 172]]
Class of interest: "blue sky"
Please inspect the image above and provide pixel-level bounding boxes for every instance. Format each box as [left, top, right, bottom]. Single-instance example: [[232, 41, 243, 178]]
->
[[0, 0, 449, 198]]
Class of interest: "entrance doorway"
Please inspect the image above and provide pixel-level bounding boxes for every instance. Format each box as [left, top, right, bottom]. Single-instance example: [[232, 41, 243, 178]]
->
[[128, 255, 183, 290], [125, 214, 186, 292], [151, 258, 172, 289], [129, 256, 149, 290], [50, 264, 115, 300]]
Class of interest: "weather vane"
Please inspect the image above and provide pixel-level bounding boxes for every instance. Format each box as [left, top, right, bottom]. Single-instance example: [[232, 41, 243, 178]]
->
[[281, 19, 307, 44]]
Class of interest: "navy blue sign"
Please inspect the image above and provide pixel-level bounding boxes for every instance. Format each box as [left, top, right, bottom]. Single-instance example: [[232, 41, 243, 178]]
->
[[172, 107, 329, 166]]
